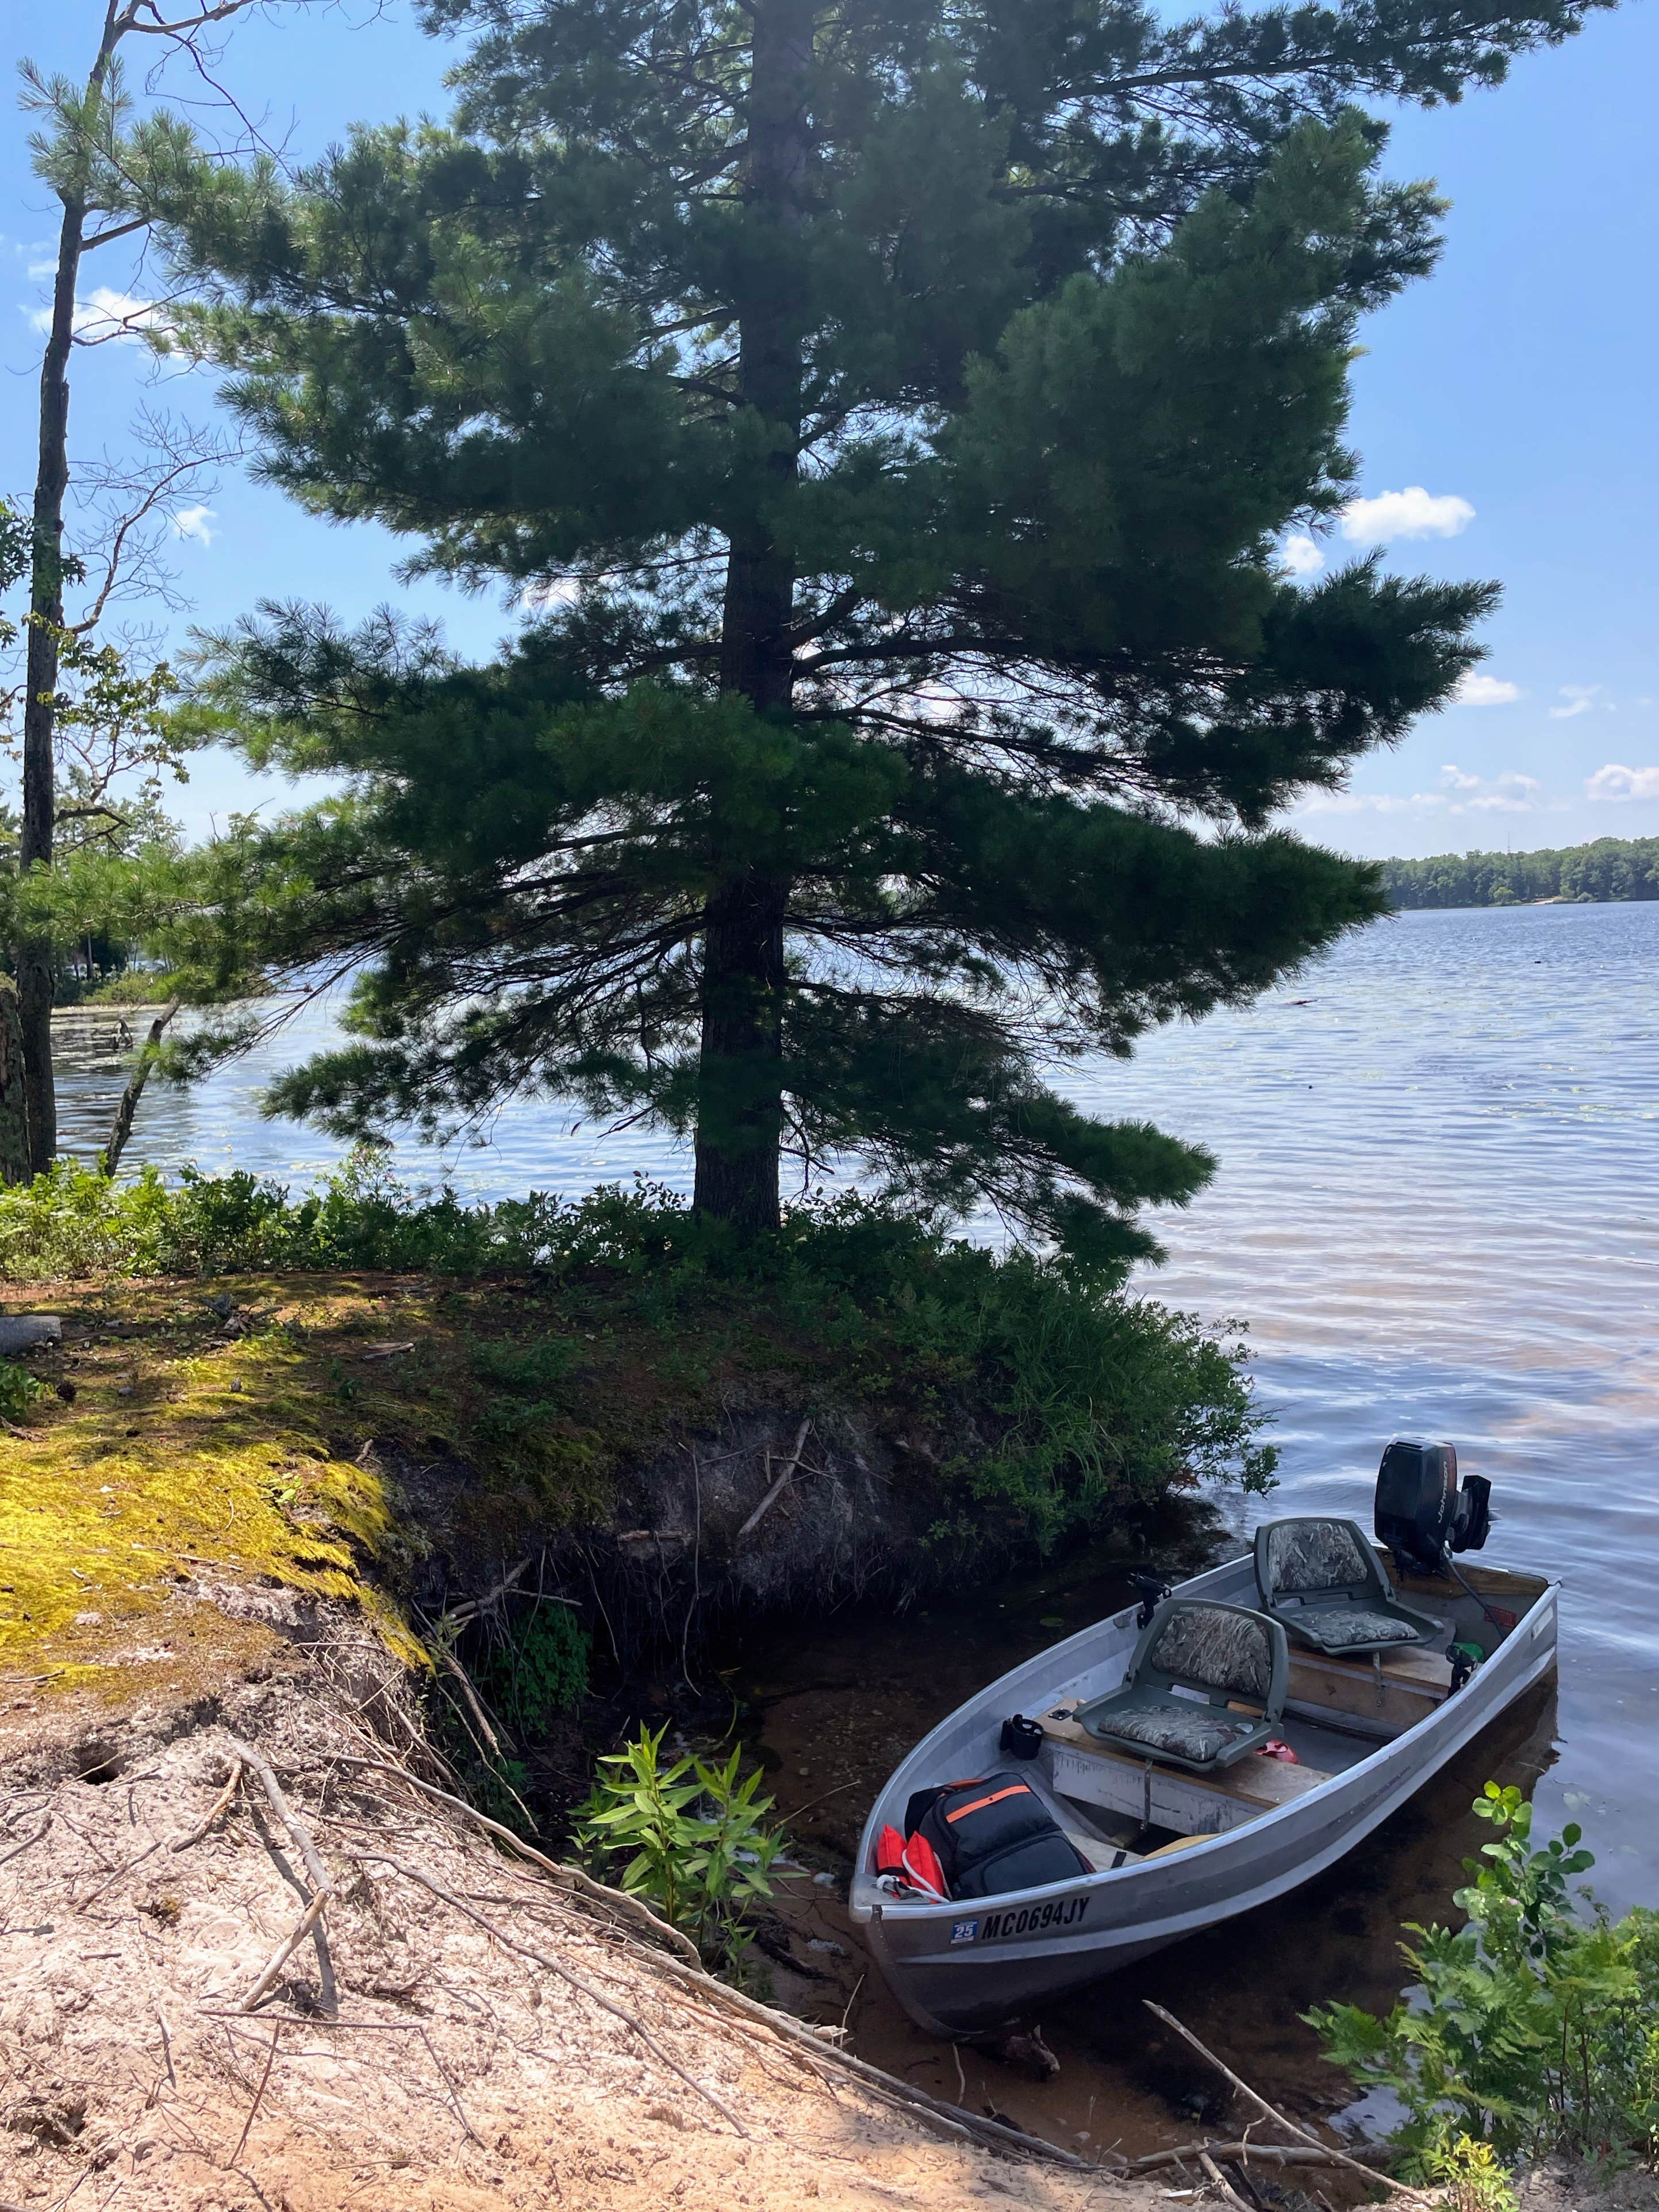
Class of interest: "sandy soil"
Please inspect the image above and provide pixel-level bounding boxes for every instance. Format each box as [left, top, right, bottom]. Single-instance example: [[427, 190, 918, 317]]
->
[[0, 1608, 1162, 2212]]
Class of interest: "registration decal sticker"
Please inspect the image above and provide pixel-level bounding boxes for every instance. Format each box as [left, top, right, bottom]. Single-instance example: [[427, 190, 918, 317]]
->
[[978, 1895, 1089, 1941], [950, 1919, 981, 1945]]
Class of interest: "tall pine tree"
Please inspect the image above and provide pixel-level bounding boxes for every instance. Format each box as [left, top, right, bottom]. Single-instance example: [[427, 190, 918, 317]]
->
[[155, 0, 1596, 1266]]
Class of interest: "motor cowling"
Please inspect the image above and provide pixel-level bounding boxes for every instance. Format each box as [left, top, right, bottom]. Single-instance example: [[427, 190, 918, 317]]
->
[[1374, 1440, 1491, 1577]]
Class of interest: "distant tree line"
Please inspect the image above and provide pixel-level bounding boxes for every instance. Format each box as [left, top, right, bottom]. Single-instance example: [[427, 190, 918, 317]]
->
[[1381, 837, 1659, 909]]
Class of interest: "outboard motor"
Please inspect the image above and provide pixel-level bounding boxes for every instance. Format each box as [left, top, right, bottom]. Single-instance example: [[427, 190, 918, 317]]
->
[[1374, 1439, 1492, 1576]]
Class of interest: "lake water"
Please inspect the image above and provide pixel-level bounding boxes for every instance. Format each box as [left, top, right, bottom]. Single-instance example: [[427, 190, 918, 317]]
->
[[50, 898, 1659, 2142]]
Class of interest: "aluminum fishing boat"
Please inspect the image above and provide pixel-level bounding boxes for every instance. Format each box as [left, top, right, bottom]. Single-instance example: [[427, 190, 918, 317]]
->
[[850, 1442, 1557, 2034]]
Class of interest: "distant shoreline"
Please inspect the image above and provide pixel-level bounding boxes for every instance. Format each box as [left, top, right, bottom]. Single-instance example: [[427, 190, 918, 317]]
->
[[1378, 834, 1659, 910]]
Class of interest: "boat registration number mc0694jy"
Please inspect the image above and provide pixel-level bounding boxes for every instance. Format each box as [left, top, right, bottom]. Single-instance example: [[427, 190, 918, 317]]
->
[[951, 1895, 1090, 1945]]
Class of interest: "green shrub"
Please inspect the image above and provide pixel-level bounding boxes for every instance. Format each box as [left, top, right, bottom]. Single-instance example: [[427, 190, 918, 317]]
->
[[470, 1603, 590, 1738], [0, 1361, 43, 1423], [575, 1726, 785, 1974], [1308, 1783, 1659, 2175]]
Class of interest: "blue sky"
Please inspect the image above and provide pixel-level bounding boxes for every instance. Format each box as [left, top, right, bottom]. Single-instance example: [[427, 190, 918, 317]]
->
[[2, 0, 1654, 863]]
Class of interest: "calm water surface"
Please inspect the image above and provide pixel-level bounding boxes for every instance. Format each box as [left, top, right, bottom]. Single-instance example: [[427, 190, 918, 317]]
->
[[52, 900, 1659, 2133]]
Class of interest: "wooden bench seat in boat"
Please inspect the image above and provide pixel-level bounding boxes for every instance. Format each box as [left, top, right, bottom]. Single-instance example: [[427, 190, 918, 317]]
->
[[1038, 1708, 1328, 1835], [1282, 1638, 1453, 1734], [1039, 1626, 1458, 1832]]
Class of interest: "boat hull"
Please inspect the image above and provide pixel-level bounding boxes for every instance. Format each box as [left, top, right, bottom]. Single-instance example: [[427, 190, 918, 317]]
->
[[850, 1551, 1558, 2034]]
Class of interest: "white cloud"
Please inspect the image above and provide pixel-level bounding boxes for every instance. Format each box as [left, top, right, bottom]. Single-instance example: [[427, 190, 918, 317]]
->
[[1299, 765, 1546, 820], [521, 575, 581, 610], [25, 286, 162, 342], [1451, 673, 1521, 707], [1277, 532, 1324, 579], [1339, 486, 1476, 545], [171, 504, 217, 547], [1585, 763, 1659, 802], [1549, 683, 1609, 721]]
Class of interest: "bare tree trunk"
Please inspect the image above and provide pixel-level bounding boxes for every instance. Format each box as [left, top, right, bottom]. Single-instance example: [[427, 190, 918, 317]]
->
[[17, 11, 128, 1181], [0, 979, 30, 1188], [101, 998, 179, 1177], [16, 193, 89, 1178], [693, 0, 812, 1235]]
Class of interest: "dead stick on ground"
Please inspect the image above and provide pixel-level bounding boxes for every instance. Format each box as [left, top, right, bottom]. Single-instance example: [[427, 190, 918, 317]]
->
[[1128, 2144, 1362, 2175], [419, 2024, 484, 2147], [239, 1888, 333, 2014], [1200, 2150, 1255, 2211], [334, 1754, 702, 1967], [77, 1838, 162, 1908], [225, 1740, 330, 1898], [0, 1816, 50, 1868], [226, 1736, 337, 2014], [351, 1851, 748, 2137], [171, 1760, 243, 1853], [437, 1648, 508, 1756], [1143, 2005, 1424, 2200], [736, 1414, 813, 1542], [437, 1556, 539, 1634], [228, 2022, 282, 2166]]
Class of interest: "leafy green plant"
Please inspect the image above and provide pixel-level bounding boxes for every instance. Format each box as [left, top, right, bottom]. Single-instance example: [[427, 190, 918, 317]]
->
[[0, 1360, 44, 1423], [1308, 1784, 1659, 2175], [470, 1604, 590, 1738], [575, 1726, 785, 1973], [1423, 2133, 1520, 2212]]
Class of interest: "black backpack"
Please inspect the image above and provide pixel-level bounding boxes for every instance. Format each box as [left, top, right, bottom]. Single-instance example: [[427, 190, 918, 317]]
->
[[904, 1770, 1090, 1900]]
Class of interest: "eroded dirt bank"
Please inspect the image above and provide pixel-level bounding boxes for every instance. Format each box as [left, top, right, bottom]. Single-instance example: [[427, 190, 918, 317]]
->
[[0, 1603, 1167, 2212]]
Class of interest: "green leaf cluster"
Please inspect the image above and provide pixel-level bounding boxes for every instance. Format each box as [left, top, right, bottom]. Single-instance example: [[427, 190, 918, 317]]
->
[[0, 1359, 44, 1424], [575, 1725, 785, 1969], [467, 1601, 591, 1737], [1307, 1784, 1659, 2173]]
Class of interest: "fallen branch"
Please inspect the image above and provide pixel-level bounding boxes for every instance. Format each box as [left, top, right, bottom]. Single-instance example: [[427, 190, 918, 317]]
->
[[736, 1415, 813, 1543], [350, 1850, 748, 2137], [1200, 2149, 1254, 2211], [437, 1648, 509, 1756], [102, 998, 179, 1178], [334, 1754, 702, 1967], [0, 1815, 50, 1868], [171, 1758, 243, 1853], [434, 1556, 539, 1633], [226, 1739, 330, 1897], [228, 2021, 282, 2164], [1143, 2004, 1425, 2200], [1128, 2142, 1365, 2175], [226, 1736, 335, 2013], [239, 1887, 334, 2014]]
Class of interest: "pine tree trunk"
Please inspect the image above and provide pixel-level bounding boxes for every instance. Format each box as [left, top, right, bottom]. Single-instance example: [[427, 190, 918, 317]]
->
[[16, 193, 85, 1178], [693, 0, 811, 1233], [0, 977, 29, 1188]]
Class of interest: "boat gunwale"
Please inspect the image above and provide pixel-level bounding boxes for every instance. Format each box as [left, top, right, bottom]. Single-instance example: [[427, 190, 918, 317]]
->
[[848, 1552, 1558, 1931]]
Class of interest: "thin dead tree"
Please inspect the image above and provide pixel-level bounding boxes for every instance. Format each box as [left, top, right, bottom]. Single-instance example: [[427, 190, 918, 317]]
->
[[12, 0, 367, 1178]]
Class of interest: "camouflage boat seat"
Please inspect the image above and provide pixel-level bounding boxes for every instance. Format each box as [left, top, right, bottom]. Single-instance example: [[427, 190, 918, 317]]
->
[[1072, 1600, 1288, 1775], [1254, 1516, 1443, 1657]]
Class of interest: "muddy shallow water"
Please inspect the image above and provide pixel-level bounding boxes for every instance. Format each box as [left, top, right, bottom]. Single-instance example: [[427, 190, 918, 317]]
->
[[715, 1557, 1558, 2163]]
